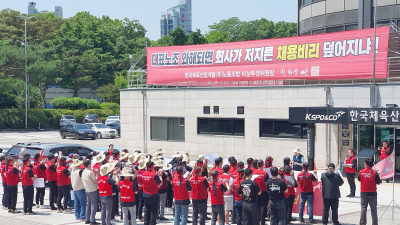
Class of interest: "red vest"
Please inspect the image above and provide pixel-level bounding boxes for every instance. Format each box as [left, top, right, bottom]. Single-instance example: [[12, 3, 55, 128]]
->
[[297, 171, 314, 193], [190, 175, 207, 200], [119, 179, 135, 202], [6, 165, 20, 186], [233, 178, 244, 201], [211, 167, 223, 175], [172, 176, 189, 201], [229, 170, 238, 180], [46, 161, 57, 182], [253, 169, 267, 191], [157, 171, 167, 191], [21, 165, 33, 186], [209, 180, 224, 205], [359, 168, 377, 192], [137, 169, 146, 191], [228, 167, 237, 178], [284, 173, 295, 196], [56, 165, 71, 186], [33, 161, 45, 178], [98, 175, 113, 197], [345, 156, 356, 174], [142, 171, 159, 195], [380, 147, 390, 160], [219, 174, 233, 195], [0, 164, 6, 183]]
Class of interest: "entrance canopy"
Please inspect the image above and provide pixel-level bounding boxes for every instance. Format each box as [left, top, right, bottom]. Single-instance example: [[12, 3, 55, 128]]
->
[[289, 107, 400, 125]]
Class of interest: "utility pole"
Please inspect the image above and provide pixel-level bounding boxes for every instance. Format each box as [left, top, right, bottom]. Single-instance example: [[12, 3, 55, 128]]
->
[[14, 15, 36, 128], [371, 0, 378, 107]]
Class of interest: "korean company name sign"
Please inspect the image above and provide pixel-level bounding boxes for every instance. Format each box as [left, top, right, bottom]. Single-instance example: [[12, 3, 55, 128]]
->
[[147, 27, 390, 84]]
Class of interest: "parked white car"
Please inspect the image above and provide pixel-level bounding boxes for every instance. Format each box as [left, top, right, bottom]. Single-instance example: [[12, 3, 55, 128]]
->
[[105, 116, 120, 125], [86, 123, 117, 139], [60, 115, 76, 127]]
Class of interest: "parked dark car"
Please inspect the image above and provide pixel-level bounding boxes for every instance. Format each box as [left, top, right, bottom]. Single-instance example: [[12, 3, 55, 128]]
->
[[107, 122, 121, 137], [60, 124, 97, 140], [82, 114, 101, 123], [19, 143, 95, 159], [4, 142, 42, 160]]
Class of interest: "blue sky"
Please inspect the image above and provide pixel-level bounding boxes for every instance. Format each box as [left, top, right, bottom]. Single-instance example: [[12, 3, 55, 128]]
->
[[2, 0, 298, 40]]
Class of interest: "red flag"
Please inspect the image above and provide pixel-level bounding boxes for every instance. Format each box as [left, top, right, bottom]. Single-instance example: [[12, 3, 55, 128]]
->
[[372, 152, 395, 179]]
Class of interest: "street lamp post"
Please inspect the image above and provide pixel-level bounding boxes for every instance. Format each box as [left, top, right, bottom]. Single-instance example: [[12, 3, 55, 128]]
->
[[14, 15, 36, 128]]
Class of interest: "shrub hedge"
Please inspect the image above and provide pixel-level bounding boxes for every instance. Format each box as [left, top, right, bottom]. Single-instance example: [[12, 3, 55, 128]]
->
[[0, 108, 119, 129], [50, 97, 101, 110]]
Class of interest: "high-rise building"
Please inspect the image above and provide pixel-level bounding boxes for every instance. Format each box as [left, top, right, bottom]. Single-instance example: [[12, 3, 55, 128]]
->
[[27, 2, 63, 18], [28, 2, 38, 15], [160, 0, 192, 38], [54, 6, 63, 18]]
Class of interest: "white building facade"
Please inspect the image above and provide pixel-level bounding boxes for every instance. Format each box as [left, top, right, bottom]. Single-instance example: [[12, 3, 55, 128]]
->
[[120, 84, 400, 172]]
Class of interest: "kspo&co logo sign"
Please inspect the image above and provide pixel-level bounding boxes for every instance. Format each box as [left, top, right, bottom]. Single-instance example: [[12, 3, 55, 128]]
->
[[305, 111, 346, 121]]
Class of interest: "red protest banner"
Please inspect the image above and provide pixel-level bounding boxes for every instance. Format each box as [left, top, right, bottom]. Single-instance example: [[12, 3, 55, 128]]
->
[[292, 182, 323, 217], [372, 152, 395, 179], [147, 27, 390, 85]]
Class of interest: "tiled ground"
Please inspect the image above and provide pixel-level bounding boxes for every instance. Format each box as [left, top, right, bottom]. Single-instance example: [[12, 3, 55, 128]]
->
[[0, 178, 399, 225]]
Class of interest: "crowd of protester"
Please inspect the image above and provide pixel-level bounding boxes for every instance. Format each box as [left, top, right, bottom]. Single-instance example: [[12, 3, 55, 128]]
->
[[0, 144, 384, 225]]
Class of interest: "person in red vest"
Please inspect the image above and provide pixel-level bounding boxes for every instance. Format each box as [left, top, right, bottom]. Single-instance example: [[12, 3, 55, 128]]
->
[[0, 156, 7, 210], [142, 161, 163, 225], [21, 155, 37, 215], [343, 149, 357, 197], [57, 157, 72, 214], [46, 153, 58, 210], [265, 156, 273, 168], [281, 165, 297, 223], [297, 162, 318, 224], [99, 162, 120, 225], [358, 158, 381, 225], [209, 170, 230, 225], [219, 165, 234, 225], [228, 158, 238, 225], [190, 166, 210, 225], [172, 165, 192, 225], [136, 158, 147, 222], [104, 151, 111, 163], [111, 149, 121, 221], [251, 160, 258, 173], [377, 140, 393, 183], [108, 144, 114, 156], [93, 154, 106, 179], [253, 160, 269, 225], [33, 153, 46, 209], [6, 156, 21, 213], [119, 166, 138, 225], [154, 160, 169, 221], [246, 158, 253, 170], [211, 158, 223, 175], [232, 168, 245, 225]]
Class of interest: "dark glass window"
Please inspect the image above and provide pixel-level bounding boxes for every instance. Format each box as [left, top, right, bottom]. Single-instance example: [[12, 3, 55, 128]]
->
[[203, 106, 210, 114], [198, 118, 245, 136], [301, 31, 312, 36], [151, 117, 185, 141], [326, 26, 344, 33], [237, 106, 244, 114], [345, 24, 358, 31], [214, 106, 219, 114], [312, 28, 325, 34], [260, 119, 307, 138]]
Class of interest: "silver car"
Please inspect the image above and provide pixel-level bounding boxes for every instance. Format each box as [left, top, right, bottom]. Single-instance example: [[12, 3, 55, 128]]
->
[[105, 116, 120, 125], [60, 115, 76, 127], [86, 123, 117, 139]]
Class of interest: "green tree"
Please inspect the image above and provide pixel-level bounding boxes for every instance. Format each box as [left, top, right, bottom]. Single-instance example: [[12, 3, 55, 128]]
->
[[169, 27, 187, 46], [114, 73, 128, 89], [205, 30, 229, 43], [155, 35, 173, 46], [96, 84, 120, 104], [186, 29, 207, 45]]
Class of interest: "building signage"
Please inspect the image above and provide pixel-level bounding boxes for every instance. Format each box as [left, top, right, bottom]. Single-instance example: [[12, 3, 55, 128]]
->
[[146, 27, 390, 85], [290, 107, 400, 125]]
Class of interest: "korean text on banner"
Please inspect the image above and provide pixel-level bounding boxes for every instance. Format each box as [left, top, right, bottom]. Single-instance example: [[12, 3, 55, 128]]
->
[[372, 152, 395, 179], [147, 27, 390, 85]]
